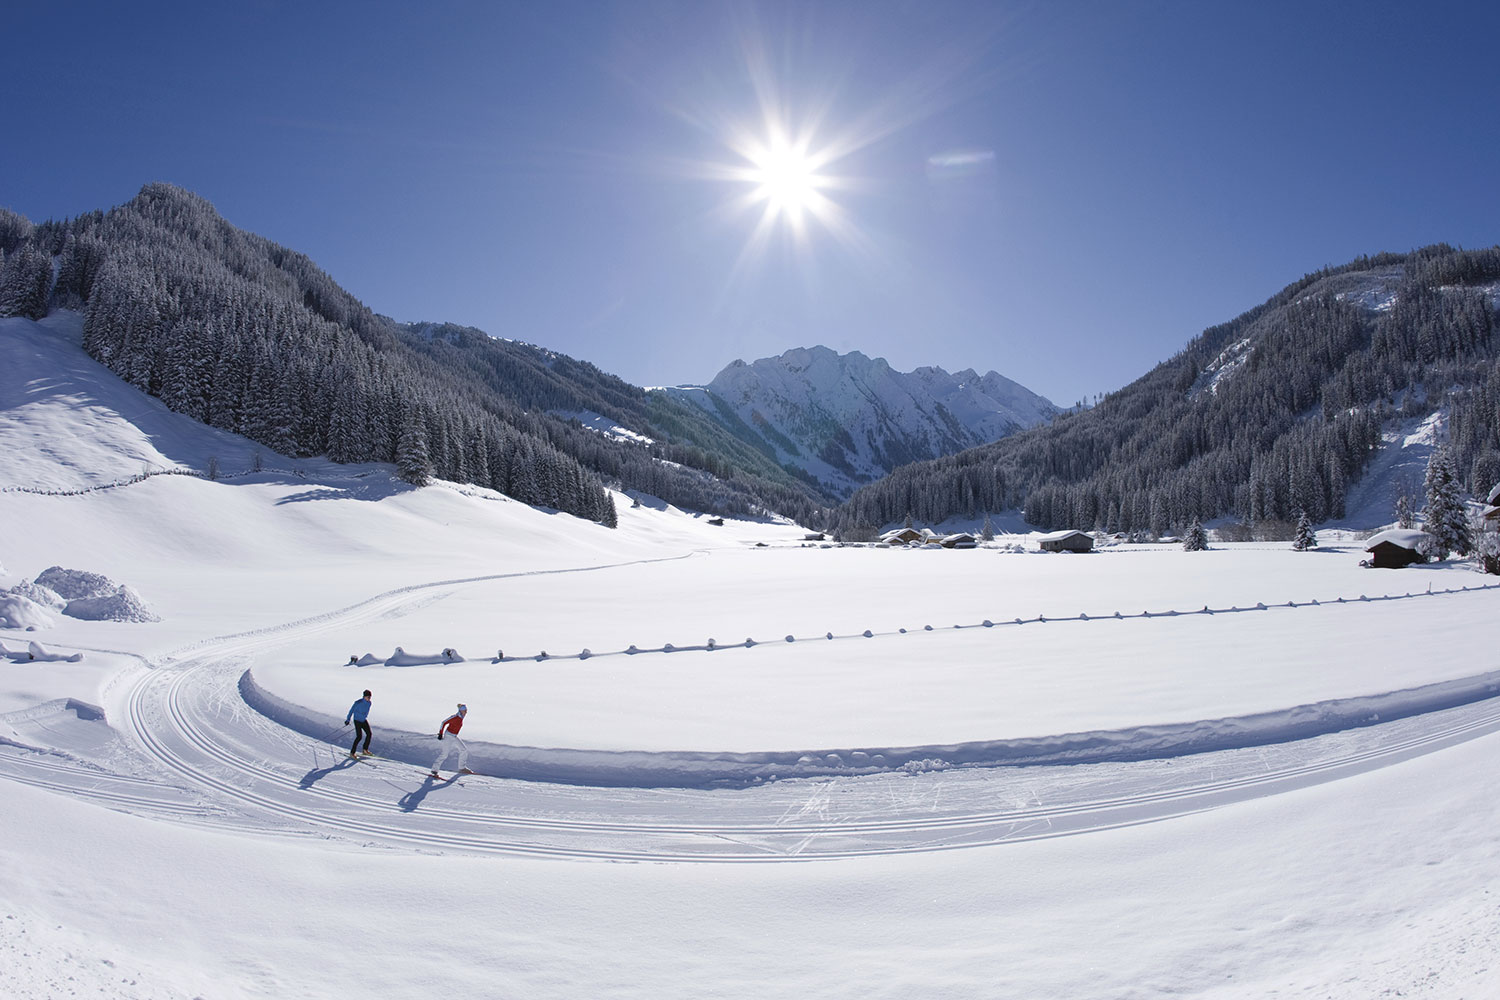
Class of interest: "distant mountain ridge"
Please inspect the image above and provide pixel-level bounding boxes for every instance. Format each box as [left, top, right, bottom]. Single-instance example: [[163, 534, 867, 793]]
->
[[659, 346, 1058, 498]]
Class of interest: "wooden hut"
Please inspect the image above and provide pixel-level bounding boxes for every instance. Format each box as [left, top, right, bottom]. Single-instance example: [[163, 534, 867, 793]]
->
[[880, 527, 924, 545], [941, 532, 978, 549], [1038, 529, 1094, 553], [1363, 528, 1430, 569]]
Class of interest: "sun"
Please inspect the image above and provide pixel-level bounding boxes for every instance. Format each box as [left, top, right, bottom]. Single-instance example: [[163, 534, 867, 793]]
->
[[706, 117, 864, 272], [744, 137, 825, 219]]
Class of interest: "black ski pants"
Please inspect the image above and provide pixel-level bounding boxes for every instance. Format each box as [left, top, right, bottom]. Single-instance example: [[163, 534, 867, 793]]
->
[[350, 720, 371, 754]]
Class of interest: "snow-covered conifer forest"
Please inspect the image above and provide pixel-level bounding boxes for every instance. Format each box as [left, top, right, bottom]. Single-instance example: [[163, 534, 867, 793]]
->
[[837, 249, 1500, 537]]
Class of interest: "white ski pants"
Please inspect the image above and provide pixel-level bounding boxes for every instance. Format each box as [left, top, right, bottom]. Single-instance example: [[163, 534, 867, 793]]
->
[[432, 734, 468, 773]]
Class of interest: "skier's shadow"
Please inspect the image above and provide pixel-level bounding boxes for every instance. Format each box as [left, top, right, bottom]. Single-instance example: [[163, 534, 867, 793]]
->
[[399, 774, 458, 813], [299, 755, 358, 789]]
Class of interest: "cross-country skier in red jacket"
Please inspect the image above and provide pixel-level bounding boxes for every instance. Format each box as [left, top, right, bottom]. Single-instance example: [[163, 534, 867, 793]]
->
[[430, 704, 470, 778]]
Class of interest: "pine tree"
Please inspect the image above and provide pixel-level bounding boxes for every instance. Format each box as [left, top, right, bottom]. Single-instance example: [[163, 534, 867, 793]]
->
[[0, 241, 52, 319], [1422, 447, 1470, 559], [396, 412, 432, 487], [1395, 492, 1415, 530], [1149, 495, 1169, 539], [1292, 510, 1317, 551], [1183, 520, 1209, 551], [980, 513, 995, 542], [1325, 455, 1346, 520]]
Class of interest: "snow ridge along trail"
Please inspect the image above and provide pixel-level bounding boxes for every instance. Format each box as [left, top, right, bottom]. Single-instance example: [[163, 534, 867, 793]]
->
[[5, 566, 1500, 863]]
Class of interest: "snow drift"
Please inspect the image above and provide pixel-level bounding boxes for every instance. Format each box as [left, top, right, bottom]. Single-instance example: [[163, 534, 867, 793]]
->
[[0, 592, 56, 630]]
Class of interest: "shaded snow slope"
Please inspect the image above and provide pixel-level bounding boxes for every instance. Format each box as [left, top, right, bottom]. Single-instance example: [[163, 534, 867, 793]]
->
[[1334, 410, 1445, 529], [0, 313, 275, 490]]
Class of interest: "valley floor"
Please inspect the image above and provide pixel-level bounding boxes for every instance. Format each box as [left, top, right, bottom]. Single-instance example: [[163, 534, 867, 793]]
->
[[3, 480, 1499, 998]]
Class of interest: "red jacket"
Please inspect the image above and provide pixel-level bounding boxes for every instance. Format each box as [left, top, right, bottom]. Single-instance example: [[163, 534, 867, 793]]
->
[[439, 712, 465, 735]]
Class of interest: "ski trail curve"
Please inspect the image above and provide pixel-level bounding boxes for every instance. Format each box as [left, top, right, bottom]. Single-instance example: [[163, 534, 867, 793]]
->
[[4, 557, 1499, 862]]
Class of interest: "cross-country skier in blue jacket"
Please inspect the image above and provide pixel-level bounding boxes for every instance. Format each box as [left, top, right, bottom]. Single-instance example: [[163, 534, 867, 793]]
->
[[344, 690, 373, 758]]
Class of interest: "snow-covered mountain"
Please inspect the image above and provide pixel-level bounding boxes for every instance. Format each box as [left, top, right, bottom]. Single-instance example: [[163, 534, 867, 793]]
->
[[659, 346, 1058, 497]]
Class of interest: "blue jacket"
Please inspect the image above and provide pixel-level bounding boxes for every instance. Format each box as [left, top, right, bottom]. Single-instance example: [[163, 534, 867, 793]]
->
[[346, 698, 371, 723]]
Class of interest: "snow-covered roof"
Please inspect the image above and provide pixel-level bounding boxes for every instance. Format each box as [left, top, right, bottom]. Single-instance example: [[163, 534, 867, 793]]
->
[[1487, 481, 1500, 506], [1364, 529, 1431, 551], [1037, 529, 1091, 542]]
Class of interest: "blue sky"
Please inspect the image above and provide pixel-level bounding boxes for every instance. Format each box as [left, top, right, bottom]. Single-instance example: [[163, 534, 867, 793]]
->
[[7, 1, 1498, 405]]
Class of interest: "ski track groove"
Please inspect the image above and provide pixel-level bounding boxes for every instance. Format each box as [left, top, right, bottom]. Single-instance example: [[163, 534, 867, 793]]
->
[[5, 558, 1499, 862], [117, 627, 1500, 861]]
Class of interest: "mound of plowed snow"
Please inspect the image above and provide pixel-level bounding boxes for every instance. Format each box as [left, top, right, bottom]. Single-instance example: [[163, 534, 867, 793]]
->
[[34, 566, 117, 601], [8, 580, 67, 610], [63, 586, 161, 623]]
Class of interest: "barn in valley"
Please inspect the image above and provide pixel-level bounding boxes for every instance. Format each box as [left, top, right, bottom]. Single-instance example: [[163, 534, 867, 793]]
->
[[1363, 528, 1431, 569], [880, 527, 924, 545], [1038, 529, 1094, 553]]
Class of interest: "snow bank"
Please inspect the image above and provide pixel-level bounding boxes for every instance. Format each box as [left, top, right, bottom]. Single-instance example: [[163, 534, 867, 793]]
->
[[21, 641, 84, 663], [8, 579, 66, 611], [240, 666, 1500, 788], [381, 646, 465, 667], [0, 573, 145, 628], [0, 640, 83, 662], [63, 586, 161, 623], [0, 592, 56, 630], [18, 568, 159, 622], [34, 565, 117, 600]]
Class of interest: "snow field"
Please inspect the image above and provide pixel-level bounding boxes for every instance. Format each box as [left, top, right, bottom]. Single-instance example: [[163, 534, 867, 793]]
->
[[251, 545, 1500, 756]]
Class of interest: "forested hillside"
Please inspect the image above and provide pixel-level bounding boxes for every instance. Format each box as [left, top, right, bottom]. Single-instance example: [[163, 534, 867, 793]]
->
[[835, 246, 1500, 536], [0, 184, 828, 524], [395, 322, 832, 518]]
